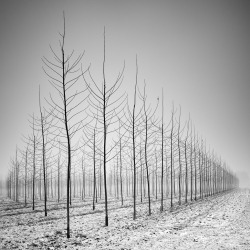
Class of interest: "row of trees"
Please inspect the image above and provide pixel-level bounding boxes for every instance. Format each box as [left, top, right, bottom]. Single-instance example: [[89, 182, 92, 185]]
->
[[5, 15, 239, 238]]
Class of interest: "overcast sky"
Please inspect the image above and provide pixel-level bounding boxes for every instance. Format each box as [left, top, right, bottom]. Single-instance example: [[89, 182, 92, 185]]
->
[[0, 0, 250, 187]]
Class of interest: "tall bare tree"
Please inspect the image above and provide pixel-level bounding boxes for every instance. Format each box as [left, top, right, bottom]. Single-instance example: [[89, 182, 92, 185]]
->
[[43, 13, 88, 237], [83, 27, 126, 226]]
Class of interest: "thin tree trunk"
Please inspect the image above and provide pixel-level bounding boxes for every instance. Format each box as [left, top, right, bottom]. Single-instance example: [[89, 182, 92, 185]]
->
[[58, 155, 60, 203], [160, 90, 164, 211], [178, 106, 182, 205], [32, 134, 36, 210], [93, 129, 96, 210], [16, 147, 18, 202], [39, 87, 47, 217], [25, 149, 27, 206], [194, 131, 197, 201], [190, 125, 193, 201], [170, 108, 174, 208], [99, 158, 102, 199], [51, 169, 53, 199], [155, 152, 158, 200], [145, 116, 151, 215], [140, 145, 143, 203], [120, 138, 123, 206], [103, 27, 108, 227], [132, 55, 138, 220]]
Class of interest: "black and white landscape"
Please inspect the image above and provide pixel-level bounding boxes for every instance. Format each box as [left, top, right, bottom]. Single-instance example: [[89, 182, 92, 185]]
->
[[0, 1, 250, 249]]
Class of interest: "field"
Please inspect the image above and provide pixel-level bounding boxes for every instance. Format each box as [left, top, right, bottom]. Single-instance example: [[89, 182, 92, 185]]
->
[[0, 189, 249, 250]]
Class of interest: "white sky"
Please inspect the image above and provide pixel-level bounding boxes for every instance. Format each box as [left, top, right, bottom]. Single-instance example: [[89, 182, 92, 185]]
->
[[0, 0, 250, 187]]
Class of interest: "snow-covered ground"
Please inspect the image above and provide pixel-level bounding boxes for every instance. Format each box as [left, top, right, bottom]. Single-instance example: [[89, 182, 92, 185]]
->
[[0, 189, 249, 249]]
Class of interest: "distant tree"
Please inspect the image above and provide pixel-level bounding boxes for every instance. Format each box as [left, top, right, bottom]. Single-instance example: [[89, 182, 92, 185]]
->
[[23, 145, 29, 206], [31, 116, 36, 210], [193, 129, 198, 201], [177, 106, 182, 205], [132, 57, 138, 220], [117, 118, 125, 206], [190, 122, 193, 201], [82, 121, 100, 210], [170, 105, 175, 208], [199, 138, 203, 199], [160, 89, 164, 212], [140, 83, 159, 215], [184, 116, 190, 203], [14, 146, 19, 202], [37, 87, 56, 216]]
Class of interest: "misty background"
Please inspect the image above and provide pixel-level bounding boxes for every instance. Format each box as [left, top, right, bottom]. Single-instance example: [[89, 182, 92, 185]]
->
[[0, 0, 249, 188]]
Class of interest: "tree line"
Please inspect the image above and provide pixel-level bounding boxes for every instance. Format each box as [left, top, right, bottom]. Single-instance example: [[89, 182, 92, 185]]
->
[[5, 15, 239, 238]]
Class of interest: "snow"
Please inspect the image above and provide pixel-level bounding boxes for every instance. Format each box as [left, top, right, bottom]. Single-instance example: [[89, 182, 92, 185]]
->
[[0, 189, 250, 249]]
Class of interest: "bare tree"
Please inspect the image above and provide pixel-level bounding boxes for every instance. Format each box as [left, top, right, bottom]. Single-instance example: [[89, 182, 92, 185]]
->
[[177, 106, 182, 205], [184, 116, 190, 203], [42, 13, 88, 237], [190, 122, 193, 201], [118, 118, 124, 206], [160, 89, 164, 211], [170, 105, 174, 208], [82, 27, 126, 226], [24, 145, 29, 206], [132, 57, 138, 220], [139, 83, 159, 215], [38, 87, 56, 216], [13, 146, 19, 202]]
